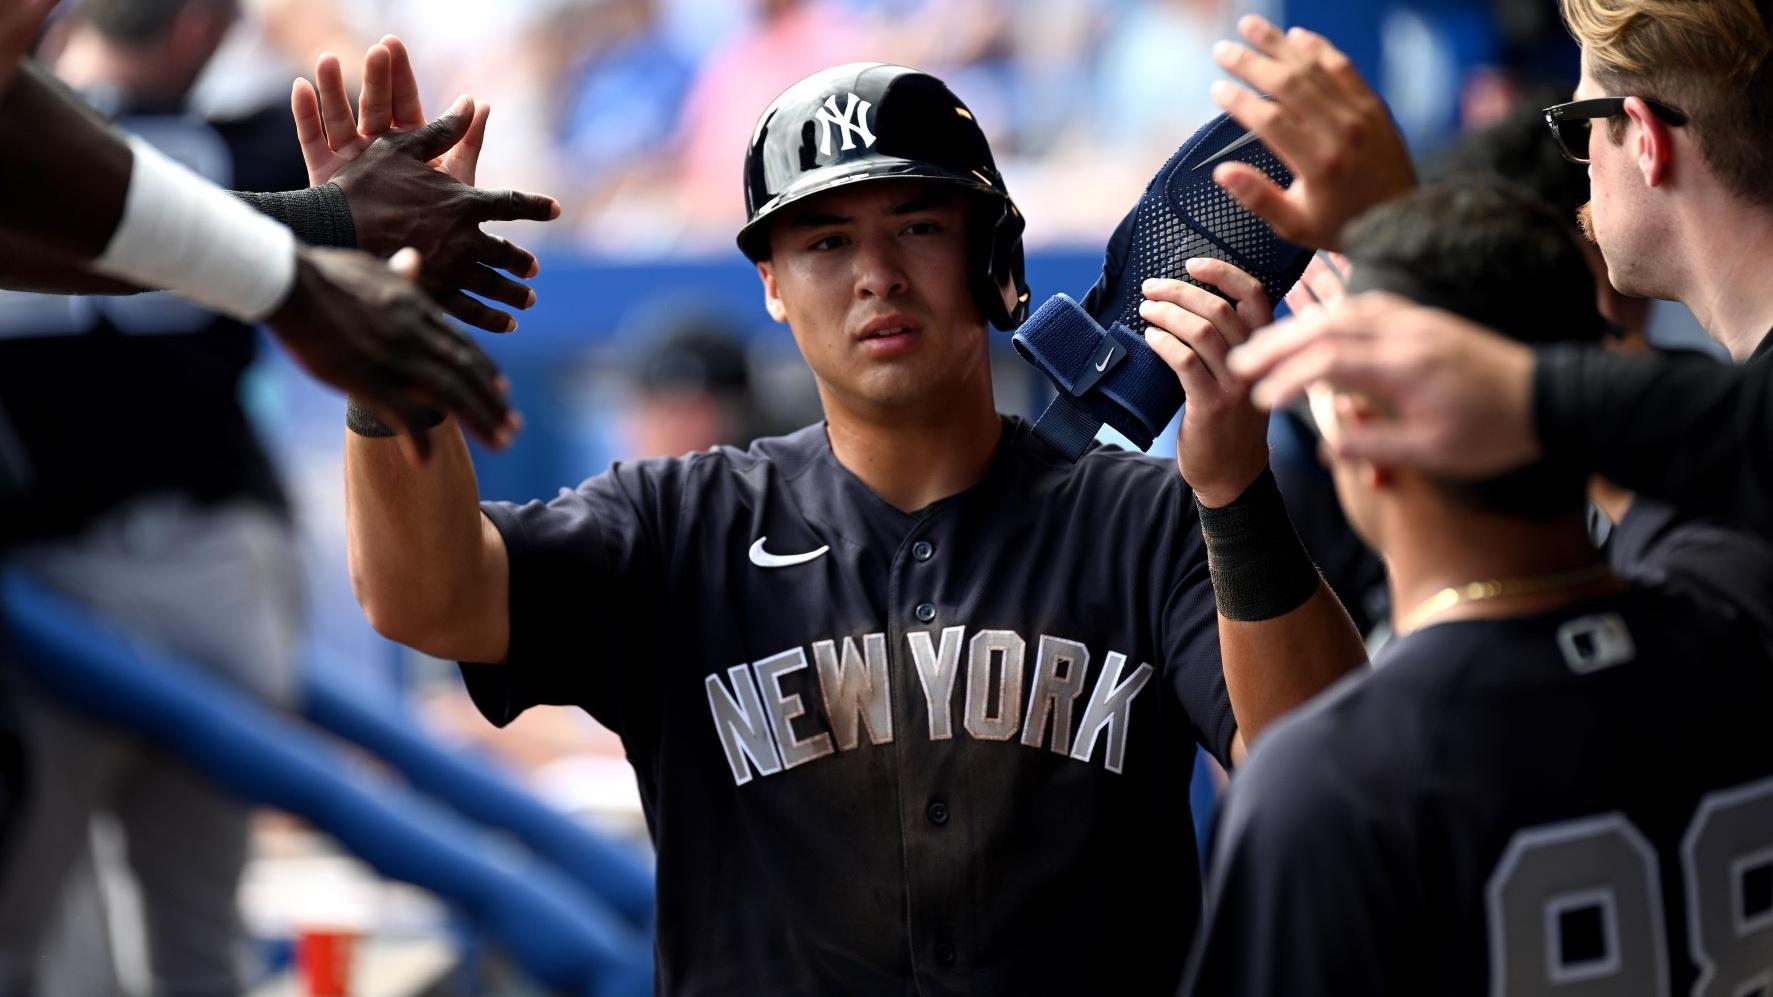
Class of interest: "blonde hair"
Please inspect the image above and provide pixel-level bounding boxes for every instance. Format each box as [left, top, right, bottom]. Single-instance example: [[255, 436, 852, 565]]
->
[[1560, 0, 1773, 207]]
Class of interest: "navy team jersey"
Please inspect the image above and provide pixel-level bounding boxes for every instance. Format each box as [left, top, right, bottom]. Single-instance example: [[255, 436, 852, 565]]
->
[[1186, 584, 1773, 997], [460, 415, 1236, 996], [1606, 496, 1773, 648], [0, 99, 303, 546]]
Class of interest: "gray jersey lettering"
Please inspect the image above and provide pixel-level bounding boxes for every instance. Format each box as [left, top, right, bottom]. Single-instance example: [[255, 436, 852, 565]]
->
[[1681, 776, 1773, 997], [909, 625, 966, 741], [1020, 635, 1091, 755], [753, 648, 836, 769], [964, 629, 1027, 741], [1071, 653, 1155, 774], [705, 664, 786, 785], [1485, 814, 1669, 997], [812, 633, 894, 751]]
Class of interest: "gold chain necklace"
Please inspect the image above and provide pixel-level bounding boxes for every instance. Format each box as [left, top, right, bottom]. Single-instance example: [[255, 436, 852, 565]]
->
[[1395, 564, 1616, 636]]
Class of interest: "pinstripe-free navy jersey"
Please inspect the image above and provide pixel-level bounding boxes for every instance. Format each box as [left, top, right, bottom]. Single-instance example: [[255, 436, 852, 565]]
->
[[1187, 585, 1773, 997], [461, 414, 1234, 996]]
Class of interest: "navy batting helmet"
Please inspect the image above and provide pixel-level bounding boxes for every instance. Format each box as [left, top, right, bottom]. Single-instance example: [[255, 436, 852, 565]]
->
[[736, 62, 1031, 331]]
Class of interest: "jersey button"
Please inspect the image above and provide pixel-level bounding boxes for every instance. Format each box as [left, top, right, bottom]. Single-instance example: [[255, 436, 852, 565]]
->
[[926, 800, 949, 825], [934, 942, 957, 966], [914, 602, 937, 623], [912, 540, 935, 562]]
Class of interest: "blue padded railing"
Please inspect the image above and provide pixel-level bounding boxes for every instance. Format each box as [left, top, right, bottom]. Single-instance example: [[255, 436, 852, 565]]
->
[[301, 665, 654, 928], [0, 568, 652, 997]]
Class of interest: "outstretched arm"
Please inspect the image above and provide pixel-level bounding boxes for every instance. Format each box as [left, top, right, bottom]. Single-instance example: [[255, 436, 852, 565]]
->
[[1232, 292, 1773, 541], [346, 415, 511, 663], [1141, 259, 1367, 760], [0, 60, 517, 451]]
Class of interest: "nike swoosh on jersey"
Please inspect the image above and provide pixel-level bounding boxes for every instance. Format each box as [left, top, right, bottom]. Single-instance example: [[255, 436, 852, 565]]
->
[[749, 537, 830, 568]]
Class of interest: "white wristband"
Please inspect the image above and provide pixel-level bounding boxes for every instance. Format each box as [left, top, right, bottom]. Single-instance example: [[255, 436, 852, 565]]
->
[[91, 136, 298, 323]]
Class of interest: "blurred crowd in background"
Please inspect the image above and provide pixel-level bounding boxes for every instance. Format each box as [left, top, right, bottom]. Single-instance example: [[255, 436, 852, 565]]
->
[[197, 0, 1240, 251], [38, 0, 1588, 255]]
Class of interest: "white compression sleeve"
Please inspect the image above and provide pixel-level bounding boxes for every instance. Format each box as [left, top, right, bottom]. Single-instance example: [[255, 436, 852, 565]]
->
[[91, 135, 298, 322]]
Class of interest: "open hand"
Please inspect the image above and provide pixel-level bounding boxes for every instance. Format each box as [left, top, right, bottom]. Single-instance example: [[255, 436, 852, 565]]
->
[[289, 36, 560, 332], [1209, 16, 1415, 251]]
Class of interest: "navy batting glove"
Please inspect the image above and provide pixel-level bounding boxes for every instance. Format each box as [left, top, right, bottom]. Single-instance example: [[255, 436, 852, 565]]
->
[[1013, 112, 1311, 459]]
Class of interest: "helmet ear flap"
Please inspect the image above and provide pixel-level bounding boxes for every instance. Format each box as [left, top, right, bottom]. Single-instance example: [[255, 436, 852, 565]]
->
[[971, 194, 1030, 331]]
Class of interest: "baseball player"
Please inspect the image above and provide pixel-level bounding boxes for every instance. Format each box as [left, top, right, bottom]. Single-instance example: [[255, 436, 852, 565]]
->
[[0, 22, 562, 991], [1220, 4, 1773, 543], [1185, 181, 1773, 997], [347, 63, 1365, 994], [0, 46, 539, 447]]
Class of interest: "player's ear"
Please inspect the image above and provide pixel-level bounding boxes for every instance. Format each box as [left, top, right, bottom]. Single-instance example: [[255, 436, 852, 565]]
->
[[757, 262, 788, 324], [1340, 394, 1394, 489], [1622, 97, 1673, 188]]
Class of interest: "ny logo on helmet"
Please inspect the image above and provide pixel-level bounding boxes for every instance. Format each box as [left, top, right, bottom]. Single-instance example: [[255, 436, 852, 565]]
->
[[814, 92, 876, 157]]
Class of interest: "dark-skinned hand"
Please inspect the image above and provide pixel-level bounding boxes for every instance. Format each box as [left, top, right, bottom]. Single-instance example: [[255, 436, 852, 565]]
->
[[326, 103, 559, 332], [0, 0, 53, 100], [267, 245, 517, 457]]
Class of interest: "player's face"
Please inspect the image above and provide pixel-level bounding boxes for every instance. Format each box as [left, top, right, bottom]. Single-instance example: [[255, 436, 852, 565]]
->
[[1574, 55, 1665, 300], [757, 180, 988, 413]]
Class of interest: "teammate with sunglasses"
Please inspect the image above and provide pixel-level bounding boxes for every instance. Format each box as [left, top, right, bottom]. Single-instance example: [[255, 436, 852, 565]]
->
[[1220, 0, 1773, 542]]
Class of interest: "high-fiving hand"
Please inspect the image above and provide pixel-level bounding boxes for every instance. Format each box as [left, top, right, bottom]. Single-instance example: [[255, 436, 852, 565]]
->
[[1209, 15, 1416, 251], [290, 36, 560, 333], [269, 245, 518, 457]]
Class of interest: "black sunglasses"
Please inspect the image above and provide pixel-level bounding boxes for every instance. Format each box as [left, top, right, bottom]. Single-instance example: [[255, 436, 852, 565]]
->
[[1543, 97, 1689, 164]]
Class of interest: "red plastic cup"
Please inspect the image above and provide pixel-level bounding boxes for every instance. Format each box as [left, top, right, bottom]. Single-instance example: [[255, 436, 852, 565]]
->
[[297, 927, 359, 997]]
